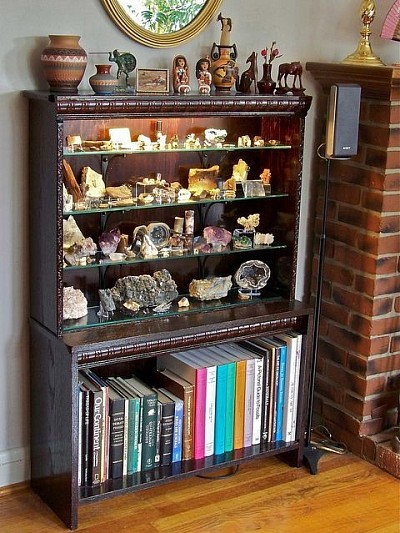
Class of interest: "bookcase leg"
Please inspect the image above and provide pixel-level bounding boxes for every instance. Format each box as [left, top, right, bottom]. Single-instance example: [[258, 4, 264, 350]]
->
[[303, 445, 325, 475]]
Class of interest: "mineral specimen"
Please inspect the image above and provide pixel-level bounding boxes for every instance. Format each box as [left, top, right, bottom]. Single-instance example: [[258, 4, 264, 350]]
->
[[232, 159, 250, 182], [81, 166, 106, 198], [63, 286, 88, 320], [99, 228, 121, 256], [63, 216, 85, 250], [189, 276, 232, 300], [203, 226, 232, 248], [237, 213, 260, 232], [254, 232, 275, 246], [234, 260, 270, 293], [111, 269, 178, 309]]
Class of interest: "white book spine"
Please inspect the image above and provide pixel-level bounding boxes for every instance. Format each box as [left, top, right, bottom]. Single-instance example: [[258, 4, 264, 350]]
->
[[243, 358, 255, 447], [204, 365, 216, 456], [252, 356, 264, 445]]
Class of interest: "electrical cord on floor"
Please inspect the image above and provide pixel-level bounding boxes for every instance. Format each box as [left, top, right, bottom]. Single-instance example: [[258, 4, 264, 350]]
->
[[310, 425, 348, 455]]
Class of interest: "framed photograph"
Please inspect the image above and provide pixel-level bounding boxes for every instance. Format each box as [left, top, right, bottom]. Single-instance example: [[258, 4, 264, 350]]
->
[[136, 68, 170, 95]]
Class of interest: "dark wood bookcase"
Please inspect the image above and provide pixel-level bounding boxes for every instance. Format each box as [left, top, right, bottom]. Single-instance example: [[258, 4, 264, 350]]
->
[[25, 91, 313, 529]]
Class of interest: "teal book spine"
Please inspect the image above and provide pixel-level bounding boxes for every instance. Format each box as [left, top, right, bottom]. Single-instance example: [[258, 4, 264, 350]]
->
[[275, 344, 287, 442], [127, 397, 141, 474], [224, 362, 236, 452], [214, 363, 228, 455]]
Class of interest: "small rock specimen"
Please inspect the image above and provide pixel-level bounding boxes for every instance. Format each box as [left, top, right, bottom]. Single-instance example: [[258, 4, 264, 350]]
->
[[189, 276, 232, 300], [63, 286, 88, 320]]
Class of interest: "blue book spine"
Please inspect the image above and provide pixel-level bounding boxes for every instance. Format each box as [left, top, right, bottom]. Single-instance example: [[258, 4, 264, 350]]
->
[[275, 345, 287, 441], [224, 362, 236, 452], [172, 398, 183, 462], [214, 364, 228, 455]]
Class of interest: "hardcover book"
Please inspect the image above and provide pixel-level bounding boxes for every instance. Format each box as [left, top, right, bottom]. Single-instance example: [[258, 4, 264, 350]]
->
[[158, 387, 184, 463], [122, 376, 158, 471], [153, 388, 175, 466], [153, 368, 194, 461]]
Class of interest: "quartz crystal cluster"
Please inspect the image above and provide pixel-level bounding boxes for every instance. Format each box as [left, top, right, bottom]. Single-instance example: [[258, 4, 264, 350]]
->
[[63, 286, 88, 320]]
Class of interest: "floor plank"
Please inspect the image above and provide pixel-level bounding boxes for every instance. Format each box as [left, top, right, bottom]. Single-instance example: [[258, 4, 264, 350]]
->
[[0, 453, 398, 532]]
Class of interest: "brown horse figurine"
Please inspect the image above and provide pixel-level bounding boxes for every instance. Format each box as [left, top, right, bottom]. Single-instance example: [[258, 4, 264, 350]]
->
[[277, 62, 304, 93], [236, 51, 257, 93]]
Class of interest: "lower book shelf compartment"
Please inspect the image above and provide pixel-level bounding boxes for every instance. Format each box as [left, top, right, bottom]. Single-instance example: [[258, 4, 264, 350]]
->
[[78, 332, 306, 493], [79, 441, 300, 501]]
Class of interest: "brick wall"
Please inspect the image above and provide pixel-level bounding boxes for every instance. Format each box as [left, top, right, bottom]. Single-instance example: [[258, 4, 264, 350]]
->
[[306, 64, 400, 460]]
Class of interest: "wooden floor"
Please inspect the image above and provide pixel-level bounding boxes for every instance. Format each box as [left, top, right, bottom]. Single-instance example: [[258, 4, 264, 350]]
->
[[0, 453, 399, 532]]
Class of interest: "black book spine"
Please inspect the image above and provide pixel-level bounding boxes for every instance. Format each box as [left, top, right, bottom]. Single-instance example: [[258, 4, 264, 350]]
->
[[108, 397, 125, 479]]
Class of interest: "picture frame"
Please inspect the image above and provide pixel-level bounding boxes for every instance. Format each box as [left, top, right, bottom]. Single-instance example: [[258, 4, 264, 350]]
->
[[136, 68, 170, 95]]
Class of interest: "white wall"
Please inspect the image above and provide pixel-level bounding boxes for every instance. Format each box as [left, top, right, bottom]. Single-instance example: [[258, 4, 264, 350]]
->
[[0, 0, 396, 487]]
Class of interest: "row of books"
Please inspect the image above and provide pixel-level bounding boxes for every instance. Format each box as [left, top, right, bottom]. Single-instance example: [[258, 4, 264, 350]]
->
[[78, 332, 303, 486]]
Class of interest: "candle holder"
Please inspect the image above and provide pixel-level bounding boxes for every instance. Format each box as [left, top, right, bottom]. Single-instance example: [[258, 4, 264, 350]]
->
[[343, 0, 385, 66]]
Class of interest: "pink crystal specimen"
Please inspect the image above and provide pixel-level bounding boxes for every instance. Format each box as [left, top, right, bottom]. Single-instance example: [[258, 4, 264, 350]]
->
[[203, 226, 232, 247]]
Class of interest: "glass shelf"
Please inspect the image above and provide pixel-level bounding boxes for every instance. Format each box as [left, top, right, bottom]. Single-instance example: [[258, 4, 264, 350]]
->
[[63, 290, 284, 332], [63, 144, 292, 157], [63, 243, 287, 271], [63, 192, 289, 217]]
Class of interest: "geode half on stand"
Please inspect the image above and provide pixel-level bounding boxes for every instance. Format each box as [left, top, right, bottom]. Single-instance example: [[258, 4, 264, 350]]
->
[[110, 269, 178, 314]]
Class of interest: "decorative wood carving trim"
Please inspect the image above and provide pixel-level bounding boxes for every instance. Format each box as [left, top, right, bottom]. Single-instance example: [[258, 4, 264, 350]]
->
[[26, 93, 313, 118]]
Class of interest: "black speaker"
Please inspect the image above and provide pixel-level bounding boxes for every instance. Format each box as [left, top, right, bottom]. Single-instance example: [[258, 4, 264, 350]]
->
[[325, 83, 361, 159]]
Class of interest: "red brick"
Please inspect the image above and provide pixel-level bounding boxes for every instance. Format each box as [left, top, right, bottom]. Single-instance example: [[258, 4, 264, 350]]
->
[[359, 417, 384, 436], [365, 147, 388, 169], [367, 353, 400, 374], [395, 297, 400, 313], [356, 232, 379, 255], [334, 244, 380, 276], [324, 261, 355, 286], [380, 214, 400, 234], [386, 150, 400, 170], [324, 360, 368, 395], [365, 375, 387, 395], [330, 181, 361, 206], [322, 403, 362, 435], [344, 393, 367, 417], [332, 286, 374, 315], [338, 205, 381, 232], [355, 275, 376, 296], [370, 316, 400, 336], [376, 256, 398, 276], [378, 232, 399, 254], [318, 338, 347, 365], [375, 275, 400, 296], [370, 336, 391, 355], [389, 128, 400, 148], [315, 375, 344, 405], [350, 314, 373, 336], [372, 297, 396, 316], [368, 102, 399, 124], [325, 323, 372, 356], [329, 221, 359, 248], [359, 124, 390, 148], [347, 353, 368, 374], [390, 335, 400, 353], [384, 173, 400, 192], [382, 193, 400, 213], [321, 301, 351, 327], [361, 190, 384, 212], [332, 165, 386, 191]]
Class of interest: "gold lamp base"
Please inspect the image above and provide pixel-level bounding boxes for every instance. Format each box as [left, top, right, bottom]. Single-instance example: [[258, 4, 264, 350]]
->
[[342, 0, 386, 67], [343, 39, 385, 66]]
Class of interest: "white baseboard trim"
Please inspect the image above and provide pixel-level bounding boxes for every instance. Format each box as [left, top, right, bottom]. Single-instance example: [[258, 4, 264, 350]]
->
[[0, 446, 30, 487]]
